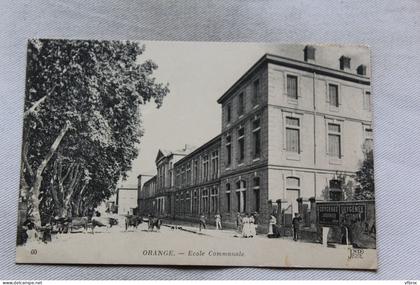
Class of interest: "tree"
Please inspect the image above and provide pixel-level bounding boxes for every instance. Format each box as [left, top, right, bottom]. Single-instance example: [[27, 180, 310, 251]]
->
[[20, 39, 169, 228], [354, 148, 375, 200]]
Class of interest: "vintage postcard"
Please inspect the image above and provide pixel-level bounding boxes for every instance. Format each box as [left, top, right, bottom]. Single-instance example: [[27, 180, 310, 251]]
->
[[16, 40, 376, 269]]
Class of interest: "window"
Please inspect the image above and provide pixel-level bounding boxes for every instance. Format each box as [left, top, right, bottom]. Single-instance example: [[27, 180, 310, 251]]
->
[[286, 177, 300, 215], [226, 135, 232, 166], [329, 84, 339, 107], [225, 183, 231, 212], [175, 168, 180, 187], [252, 80, 260, 106], [364, 127, 373, 151], [286, 117, 300, 153], [181, 165, 186, 185], [357, 64, 367, 76], [287, 75, 298, 100], [169, 162, 173, 187], [340, 56, 351, 70], [238, 126, 245, 162], [185, 191, 191, 213], [175, 193, 179, 214], [364, 91, 371, 111], [236, 180, 247, 213], [193, 190, 198, 214], [252, 177, 260, 212], [211, 151, 219, 179], [328, 123, 342, 158], [201, 189, 209, 213], [180, 192, 184, 214], [158, 167, 162, 188], [193, 160, 199, 184], [202, 155, 209, 182], [226, 104, 232, 123], [252, 117, 261, 158], [186, 162, 191, 185], [210, 187, 219, 213], [238, 92, 244, 116], [304, 45, 316, 61]]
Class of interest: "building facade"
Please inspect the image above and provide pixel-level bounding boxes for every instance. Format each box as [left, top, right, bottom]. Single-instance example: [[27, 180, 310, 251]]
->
[[172, 135, 221, 221], [116, 187, 138, 215], [138, 47, 372, 233], [138, 146, 195, 217]]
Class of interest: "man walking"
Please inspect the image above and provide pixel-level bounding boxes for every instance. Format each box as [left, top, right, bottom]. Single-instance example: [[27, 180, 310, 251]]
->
[[199, 213, 207, 232], [292, 213, 302, 241]]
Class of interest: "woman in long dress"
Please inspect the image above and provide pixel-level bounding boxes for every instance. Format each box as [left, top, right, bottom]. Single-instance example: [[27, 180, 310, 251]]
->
[[242, 214, 250, 238], [249, 215, 257, 237], [268, 215, 276, 235]]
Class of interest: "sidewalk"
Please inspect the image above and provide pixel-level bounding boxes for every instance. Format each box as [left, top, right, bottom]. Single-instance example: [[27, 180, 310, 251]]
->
[[161, 218, 267, 240]]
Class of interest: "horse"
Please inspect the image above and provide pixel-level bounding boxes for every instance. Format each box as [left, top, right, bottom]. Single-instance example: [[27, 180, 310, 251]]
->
[[89, 216, 118, 234], [125, 215, 142, 231], [148, 216, 162, 232], [68, 217, 89, 233]]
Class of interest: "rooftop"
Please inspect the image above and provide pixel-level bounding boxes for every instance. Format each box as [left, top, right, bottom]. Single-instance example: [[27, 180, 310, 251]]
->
[[217, 53, 371, 104], [174, 134, 222, 166]]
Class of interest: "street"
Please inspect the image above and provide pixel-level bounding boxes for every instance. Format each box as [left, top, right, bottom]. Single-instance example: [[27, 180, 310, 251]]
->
[[16, 216, 377, 269]]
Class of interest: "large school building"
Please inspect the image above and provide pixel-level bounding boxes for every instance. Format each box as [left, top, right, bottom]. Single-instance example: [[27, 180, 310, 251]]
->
[[138, 47, 372, 233]]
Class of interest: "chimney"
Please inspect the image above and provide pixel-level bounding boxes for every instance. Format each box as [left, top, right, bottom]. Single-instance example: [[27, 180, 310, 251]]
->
[[339, 56, 351, 71], [304, 45, 316, 62], [357, 64, 367, 76]]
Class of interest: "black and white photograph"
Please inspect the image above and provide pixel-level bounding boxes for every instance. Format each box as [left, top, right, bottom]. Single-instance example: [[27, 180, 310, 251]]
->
[[15, 39, 376, 269]]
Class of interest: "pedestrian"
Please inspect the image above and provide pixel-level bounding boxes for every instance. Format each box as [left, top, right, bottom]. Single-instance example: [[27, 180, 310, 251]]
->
[[242, 213, 250, 238], [268, 215, 276, 235], [292, 213, 302, 241], [214, 213, 222, 230], [249, 214, 256, 238], [199, 213, 207, 232], [236, 212, 242, 232]]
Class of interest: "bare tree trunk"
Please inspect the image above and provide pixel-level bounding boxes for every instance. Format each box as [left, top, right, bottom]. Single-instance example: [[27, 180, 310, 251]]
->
[[30, 121, 70, 228], [74, 181, 88, 216]]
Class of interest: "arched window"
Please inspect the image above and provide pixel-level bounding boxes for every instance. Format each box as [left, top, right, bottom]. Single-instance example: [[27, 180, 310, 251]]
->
[[201, 189, 209, 213], [210, 186, 219, 213], [236, 180, 247, 213], [286, 177, 300, 215], [253, 177, 260, 212], [192, 190, 198, 214], [225, 183, 231, 212]]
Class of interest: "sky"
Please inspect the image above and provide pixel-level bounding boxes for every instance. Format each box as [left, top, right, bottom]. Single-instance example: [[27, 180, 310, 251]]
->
[[118, 41, 370, 188]]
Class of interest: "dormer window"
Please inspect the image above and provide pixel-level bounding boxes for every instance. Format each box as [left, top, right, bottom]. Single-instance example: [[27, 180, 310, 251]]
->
[[357, 64, 367, 76], [304, 45, 316, 62], [339, 56, 351, 70]]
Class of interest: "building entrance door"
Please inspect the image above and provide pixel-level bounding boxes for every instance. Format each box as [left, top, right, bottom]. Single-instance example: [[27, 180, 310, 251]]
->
[[286, 189, 300, 215]]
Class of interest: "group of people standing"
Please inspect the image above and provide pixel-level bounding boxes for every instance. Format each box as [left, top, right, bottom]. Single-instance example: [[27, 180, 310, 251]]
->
[[236, 213, 257, 238], [198, 212, 223, 232], [198, 212, 258, 238]]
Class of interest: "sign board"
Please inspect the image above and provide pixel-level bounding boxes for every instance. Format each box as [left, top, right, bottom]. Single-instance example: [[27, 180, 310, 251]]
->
[[317, 202, 367, 227]]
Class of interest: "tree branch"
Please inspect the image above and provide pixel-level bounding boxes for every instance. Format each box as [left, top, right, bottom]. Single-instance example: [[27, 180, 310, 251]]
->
[[22, 141, 34, 178], [35, 121, 71, 179], [24, 84, 57, 118]]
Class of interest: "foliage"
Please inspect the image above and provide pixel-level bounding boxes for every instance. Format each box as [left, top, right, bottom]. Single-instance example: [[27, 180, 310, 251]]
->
[[21, 39, 169, 226], [354, 149, 375, 200]]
